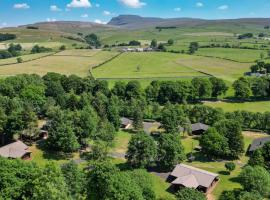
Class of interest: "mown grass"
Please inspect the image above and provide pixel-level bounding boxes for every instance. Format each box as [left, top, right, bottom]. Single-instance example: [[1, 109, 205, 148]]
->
[[0, 50, 118, 77], [204, 100, 270, 112], [181, 131, 269, 199]]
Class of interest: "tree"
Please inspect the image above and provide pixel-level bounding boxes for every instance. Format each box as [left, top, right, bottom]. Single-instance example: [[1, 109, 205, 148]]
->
[[32, 163, 71, 200], [112, 81, 126, 100], [89, 141, 109, 161], [225, 162, 236, 174], [61, 161, 86, 199], [158, 43, 166, 51], [233, 77, 251, 100], [209, 77, 228, 98], [161, 103, 180, 134], [200, 128, 229, 158], [192, 78, 212, 99], [214, 120, 244, 158], [176, 188, 206, 200], [46, 111, 80, 153], [17, 57, 23, 63], [84, 33, 101, 48], [94, 120, 116, 144], [150, 39, 157, 48], [126, 133, 157, 168], [189, 42, 199, 54], [262, 142, 270, 168], [168, 39, 174, 45], [248, 149, 265, 167], [157, 134, 185, 170], [239, 166, 270, 197], [107, 96, 121, 131], [59, 45, 66, 51], [251, 78, 269, 97], [125, 81, 142, 100], [133, 108, 144, 131]]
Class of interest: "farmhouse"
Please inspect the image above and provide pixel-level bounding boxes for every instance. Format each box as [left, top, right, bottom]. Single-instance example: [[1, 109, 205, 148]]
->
[[191, 123, 209, 135], [248, 137, 270, 153], [0, 140, 31, 160], [170, 164, 219, 193]]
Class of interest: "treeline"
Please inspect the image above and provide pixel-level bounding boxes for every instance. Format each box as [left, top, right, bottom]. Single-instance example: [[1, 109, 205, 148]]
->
[[0, 157, 158, 200], [0, 43, 22, 59], [0, 33, 16, 42]]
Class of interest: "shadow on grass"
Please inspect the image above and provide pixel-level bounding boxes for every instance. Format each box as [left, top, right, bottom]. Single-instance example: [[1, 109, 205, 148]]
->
[[218, 170, 230, 175], [229, 176, 241, 184], [36, 140, 72, 160]]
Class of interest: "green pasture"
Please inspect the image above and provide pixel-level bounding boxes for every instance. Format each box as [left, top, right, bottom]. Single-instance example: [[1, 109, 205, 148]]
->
[[204, 100, 270, 112], [196, 48, 268, 62], [93, 52, 206, 79], [0, 50, 118, 77]]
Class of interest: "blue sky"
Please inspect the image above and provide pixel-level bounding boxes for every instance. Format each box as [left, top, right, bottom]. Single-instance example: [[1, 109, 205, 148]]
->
[[1, 0, 270, 27]]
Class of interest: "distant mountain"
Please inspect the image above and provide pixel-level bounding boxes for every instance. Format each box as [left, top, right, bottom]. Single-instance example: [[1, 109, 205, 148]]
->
[[20, 21, 117, 34], [108, 15, 270, 29]]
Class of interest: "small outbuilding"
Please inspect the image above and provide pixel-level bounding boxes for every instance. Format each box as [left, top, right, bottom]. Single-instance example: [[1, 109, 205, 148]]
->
[[120, 117, 133, 130], [170, 164, 219, 193], [248, 137, 270, 153], [191, 123, 209, 135], [0, 141, 31, 160]]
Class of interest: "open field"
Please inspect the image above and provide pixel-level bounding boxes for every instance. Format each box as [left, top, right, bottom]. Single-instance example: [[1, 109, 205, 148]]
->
[[196, 48, 268, 63], [0, 52, 54, 65], [204, 100, 270, 113], [93, 52, 206, 79], [0, 50, 119, 77], [93, 52, 250, 83]]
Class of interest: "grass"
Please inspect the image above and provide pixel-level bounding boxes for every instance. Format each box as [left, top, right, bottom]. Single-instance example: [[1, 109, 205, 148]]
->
[[0, 52, 54, 65], [111, 131, 131, 154], [0, 50, 118, 77], [204, 100, 270, 112], [93, 52, 250, 83], [181, 131, 269, 199], [93, 52, 205, 79], [196, 48, 268, 63]]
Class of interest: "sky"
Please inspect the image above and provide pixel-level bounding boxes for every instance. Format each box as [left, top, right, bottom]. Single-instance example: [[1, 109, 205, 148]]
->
[[1, 0, 270, 27]]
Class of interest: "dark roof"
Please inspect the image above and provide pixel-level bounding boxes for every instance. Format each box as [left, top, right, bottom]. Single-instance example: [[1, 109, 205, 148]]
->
[[191, 123, 209, 132], [121, 117, 133, 126], [248, 137, 270, 152]]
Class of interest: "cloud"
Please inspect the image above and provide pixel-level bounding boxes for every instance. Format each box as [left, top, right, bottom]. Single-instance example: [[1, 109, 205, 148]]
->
[[119, 0, 146, 8], [81, 14, 89, 18], [218, 5, 229, 10], [46, 18, 56, 22], [0, 22, 7, 27], [94, 19, 106, 24], [103, 10, 111, 15], [174, 7, 181, 12], [67, 0, 92, 8], [95, 3, 100, 8], [196, 2, 203, 7], [50, 5, 62, 12], [14, 3, 30, 9]]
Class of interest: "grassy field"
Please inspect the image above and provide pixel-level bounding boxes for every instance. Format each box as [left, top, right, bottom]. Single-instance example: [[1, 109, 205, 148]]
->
[[204, 100, 270, 112], [93, 52, 205, 79], [0, 52, 54, 65], [0, 50, 119, 77], [93, 52, 250, 83], [196, 48, 268, 63]]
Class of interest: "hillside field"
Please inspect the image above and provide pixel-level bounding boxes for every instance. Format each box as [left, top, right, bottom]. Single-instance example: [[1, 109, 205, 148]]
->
[[0, 50, 119, 77], [93, 52, 251, 82]]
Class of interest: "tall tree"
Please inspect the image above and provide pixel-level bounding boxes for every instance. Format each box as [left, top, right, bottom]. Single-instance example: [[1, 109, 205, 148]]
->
[[126, 133, 157, 168]]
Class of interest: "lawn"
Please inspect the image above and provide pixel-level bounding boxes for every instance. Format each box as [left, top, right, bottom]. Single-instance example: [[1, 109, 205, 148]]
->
[[111, 131, 131, 154], [0, 50, 118, 77], [204, 100, 270, 112], [196, 48, 268, 63], [181, 131, 269, 199], [92, 52, 205, 79]]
